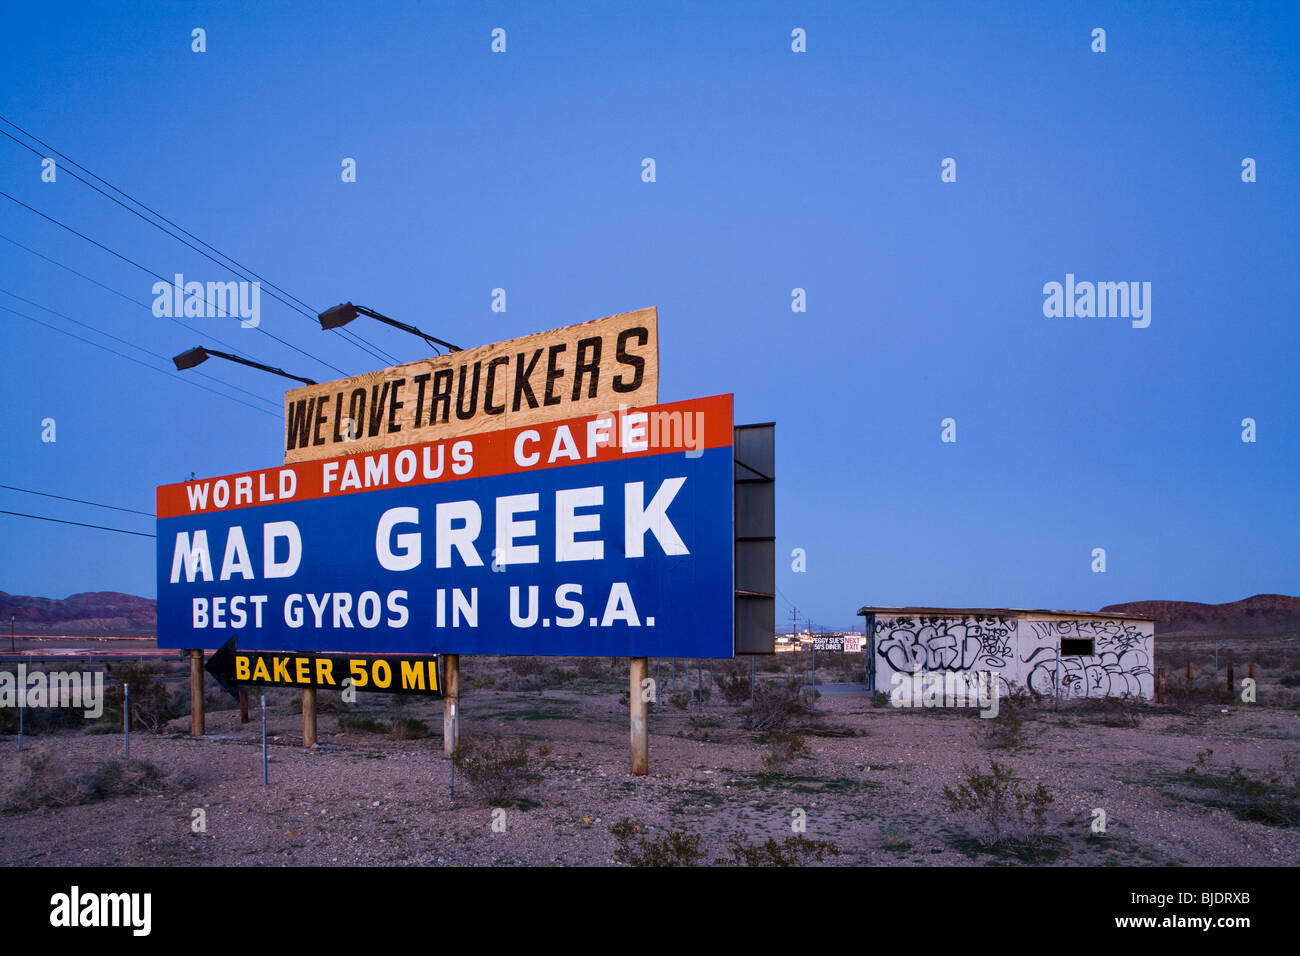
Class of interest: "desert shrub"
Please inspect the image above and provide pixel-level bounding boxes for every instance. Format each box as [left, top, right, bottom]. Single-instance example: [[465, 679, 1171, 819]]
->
[[881, 823, 912, 850], [0, 702, 84, 735], [670, 692, 691, 710], [1164, 674, 1235, 711], [576, 658, 605, 679], [452, 734, 542, 807], [721, 832, 840, 866], [288, 691, 351, 712], [1076, 695, 1145, 728], [100, 664, 186, 733], [714, 672, 751, 705], [338, 713, 389, 734], [1182, 750, 1300, 827], [2, 752, 171, 812], [468, 673, 497, 689], [507, 658, 547, 677], [942, 760, 1054, 846], [971, 691, 1041, 750], [551, 668, 577, 685], [692, 683, 712, 706], [390, 717, 429, 740], [610, 818, 703, 867], [744, 680, 811, 731], [870, 690, 891, 708], [311, 694, 347, 714], [761, 730, 808, 768]]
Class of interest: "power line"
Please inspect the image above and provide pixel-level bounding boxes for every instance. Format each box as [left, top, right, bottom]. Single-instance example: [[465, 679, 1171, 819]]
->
[[0, 287, 281, 412], [0, 510, 155, 538], [1, 303, 281, 419], [0, 189, 351, 377], [0, 232, 288, 401], [0, 483, 153, 518], [0, 117, 400, 367]]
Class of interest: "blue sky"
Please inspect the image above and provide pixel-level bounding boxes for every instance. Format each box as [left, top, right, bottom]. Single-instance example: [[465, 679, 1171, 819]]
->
[[1, 1, 1296, 629]]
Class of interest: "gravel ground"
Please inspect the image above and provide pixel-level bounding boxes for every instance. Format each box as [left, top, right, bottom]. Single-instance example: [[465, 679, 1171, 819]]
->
[[1, 659, 1297, 866]]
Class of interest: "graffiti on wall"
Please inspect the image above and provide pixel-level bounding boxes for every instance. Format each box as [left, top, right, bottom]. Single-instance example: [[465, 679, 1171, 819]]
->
[[876, 615, 1017, 675], [1021, 620, 1151, 698], [873, 614, 1153, 699]]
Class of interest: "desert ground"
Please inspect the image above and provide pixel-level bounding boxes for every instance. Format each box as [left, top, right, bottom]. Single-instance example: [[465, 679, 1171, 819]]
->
[[1, 637, 1298, 867]]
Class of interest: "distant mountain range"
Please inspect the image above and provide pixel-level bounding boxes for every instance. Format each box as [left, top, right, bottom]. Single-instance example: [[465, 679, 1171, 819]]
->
[[0, 590, 156, 636], [1101, 594, 1300, 638], [1, 590, 1296, 639]]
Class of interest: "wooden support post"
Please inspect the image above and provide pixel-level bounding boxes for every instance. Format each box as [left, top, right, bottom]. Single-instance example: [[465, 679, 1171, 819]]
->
[[630, 657, 648, 776], [188, 649, 205, 737], [301, 688, 317, 748], [1156, 668, 1166, 705], [1187, 661, 1196, 681], [443, 654, 460, 758], [1226, 663, 1234, 694], [239, 689, 249, 724], [1249, 663, 1257, 682]]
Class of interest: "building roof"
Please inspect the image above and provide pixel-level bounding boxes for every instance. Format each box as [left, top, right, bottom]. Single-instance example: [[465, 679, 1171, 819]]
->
[[856, 605, 1159, 622]]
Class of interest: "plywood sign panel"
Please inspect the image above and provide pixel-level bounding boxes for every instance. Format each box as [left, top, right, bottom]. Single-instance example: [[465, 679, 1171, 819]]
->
[[283, 307, 658, 464]]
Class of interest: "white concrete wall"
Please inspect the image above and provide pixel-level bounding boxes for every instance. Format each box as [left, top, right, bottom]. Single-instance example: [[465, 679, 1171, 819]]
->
[[872, 613, 1154, 700]]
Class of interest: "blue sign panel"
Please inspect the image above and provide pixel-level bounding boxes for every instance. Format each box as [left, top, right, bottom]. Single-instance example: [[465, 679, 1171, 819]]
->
[[157, 398, 735, 658]]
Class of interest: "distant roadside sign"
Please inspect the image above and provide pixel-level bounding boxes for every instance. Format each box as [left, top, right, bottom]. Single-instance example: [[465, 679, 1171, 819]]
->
[[807, 635, 863, 653]]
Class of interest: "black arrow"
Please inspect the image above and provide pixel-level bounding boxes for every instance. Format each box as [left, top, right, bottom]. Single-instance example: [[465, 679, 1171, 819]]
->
[[205, 635, 241, 701]]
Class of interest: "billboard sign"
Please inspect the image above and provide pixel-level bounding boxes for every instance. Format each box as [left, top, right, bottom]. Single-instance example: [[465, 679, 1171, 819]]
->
[[158, 395, 734, 658], [283, 308, 659, 464], [810, 634, 863, 653]]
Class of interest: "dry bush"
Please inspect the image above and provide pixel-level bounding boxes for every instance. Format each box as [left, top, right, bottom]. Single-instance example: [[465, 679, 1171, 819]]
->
[[721, 832, 840, 866], [506, 658, 547, 677], [942, 760, 1054, 846], [452, 734, 543, 807], [100, 663, 186, 733], [1164, 674, 1235, 711], [744, 680, 812, 731], [1073, 695, 1146, 728], [713, 671, 751, 705], [2, 751, 172, 813], [338, 713, 389, 734], [390, 717, 429, 740], [761, 730, 809, 768], [575, 658, 605, 679], [610, 819, 703, 867]]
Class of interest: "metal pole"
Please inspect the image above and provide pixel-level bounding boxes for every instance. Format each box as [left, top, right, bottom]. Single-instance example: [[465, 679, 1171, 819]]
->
[[9, 615, 13, 652], [17, 693, 22, 752], [123, 682, 130, 758], [750, 655, 755, 709], [261, 695, 268, 786]]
